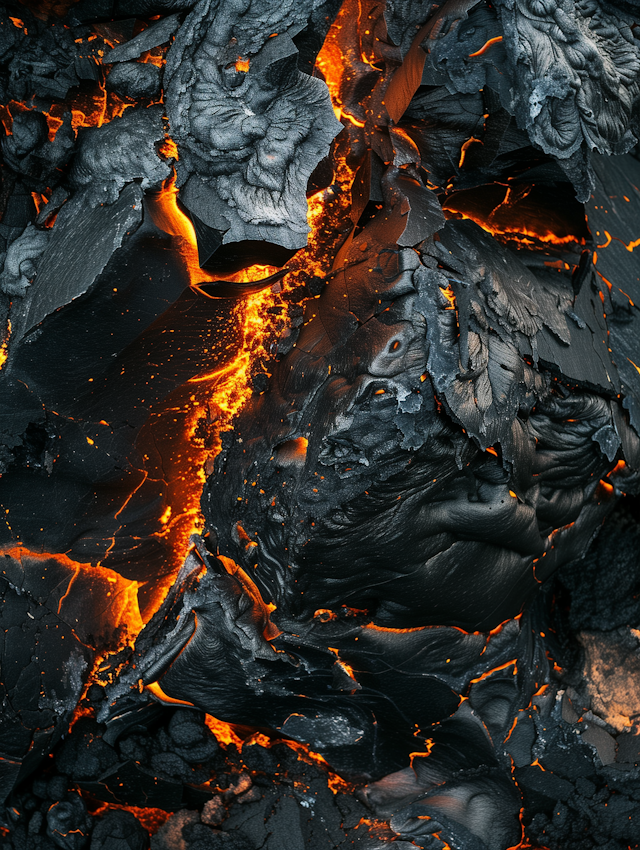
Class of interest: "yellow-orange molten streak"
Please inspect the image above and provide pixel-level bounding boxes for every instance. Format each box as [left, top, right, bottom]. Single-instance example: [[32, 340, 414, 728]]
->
[[315, 3, 366, 128], [136, 174, 285, 616], [0, 320, 11, 370]]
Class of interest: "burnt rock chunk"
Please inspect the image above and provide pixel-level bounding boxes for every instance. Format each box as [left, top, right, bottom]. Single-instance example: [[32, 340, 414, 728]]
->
[[69, 105, 170, 207], [11, 182, 143, 336], [90, 810, 149, 850], [585, 153, 640, 434], [558, 496, 640, 632], [164, 0, 342, 272], [103, 14, 181, 64], [56, 719, 119, 782], [201, 202, 639, 636], [1, 12, 92, 102], [0, 179, 253, 587], [0, 223, 50, 298], [46, 794, 91, 850], [106, 61, 162, 101], [360, 0, 640, 199], [0, 549, 140, 803], [494, 0, 640, 200], [1, 110, 75, 193]]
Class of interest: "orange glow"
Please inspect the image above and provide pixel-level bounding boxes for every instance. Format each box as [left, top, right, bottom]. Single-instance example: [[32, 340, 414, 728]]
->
[[134, 107, 348, 613], [597, 230, 612, 248], [597, 479, 615, 497], [314, 0, 366, 128], [78, 795, 172, 836], [217, 554, 282, 640], [469, 658, 517, 684], [618, 287, 634, 306], [205, 714, 245, 748], [327, 646, 357, 680], [57, 563, 82, 614], [137, 49, 166, 68], [70, 89, 132, 131], [31, 192, 48, 215], [74, 3, 357, 750], [468, 36, 503, 57], [135, 174, 285, 609], [336, 658, 357, 679], [148, 173, 280, 293], [43, 92, 131, 141], [487, 613, 522, 639], [282, 436, 309, 459], [446, 209, 584, 246], [439, 284, 456, 309], [0, 547, 143, 710], [204, 716, 353, 791], [235, 57, 250, 72], [364, 622, 430, 634], [68, 703, 95, 730], [443, 185, 587, 248], [0, 320, 11, 370], [458, 136, 481, 168], [0, 100, 31, 135], [628, 357, 640, 376], [409, 739, 435, 764], [607, 459, 627, 476], [504, 715, 519, 742], [624, 236, 640, 252], [596, 269, 614, 292], [314, 608, 338, 621], [118, 806, 172, 835], [0, 547, 142, 641], [266, 735, 353, 793], [146, 680, 196, 707], [158, 137, 179, 160], [0, 89, 136, 144]]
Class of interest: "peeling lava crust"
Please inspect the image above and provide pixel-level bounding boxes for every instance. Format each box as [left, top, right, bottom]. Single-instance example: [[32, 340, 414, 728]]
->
[[3, 0, 640, 848], [5, 503, 640, 850]]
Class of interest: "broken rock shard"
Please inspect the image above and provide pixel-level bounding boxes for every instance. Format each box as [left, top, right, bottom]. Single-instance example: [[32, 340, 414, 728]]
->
[[164, 1, 343, 273], [1, 1, 640, 849]]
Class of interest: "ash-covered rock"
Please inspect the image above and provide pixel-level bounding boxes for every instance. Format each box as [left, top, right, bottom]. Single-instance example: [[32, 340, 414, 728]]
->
[[494, 0, 640, 200], [90, 809, 149, 850], [0, 10, 97, 103], [516, 691, 640, 849], [106, 62, 162, 101], [558, 496, 640, 632], [1, 111, 75, 193], [69, 105, 170, 207], [0, 705, 382, 850], [0, 223, 50, 296], [164, 0, 342, 271]]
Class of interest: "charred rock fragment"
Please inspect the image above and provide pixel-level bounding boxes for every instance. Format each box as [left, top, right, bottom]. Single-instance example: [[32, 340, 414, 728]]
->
[[0, 549, 140, 804], [164, 0, 342, 272], [106, 61, 162, 101]]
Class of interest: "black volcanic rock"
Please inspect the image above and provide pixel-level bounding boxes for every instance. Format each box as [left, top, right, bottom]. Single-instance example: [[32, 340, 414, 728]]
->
[[106, 62, 162, 100], [2, 0, 640, 847], [90, 810, 149, 850]]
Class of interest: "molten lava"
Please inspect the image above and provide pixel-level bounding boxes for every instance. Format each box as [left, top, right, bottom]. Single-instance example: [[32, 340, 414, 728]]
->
[[443, 182, 589, 248]]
